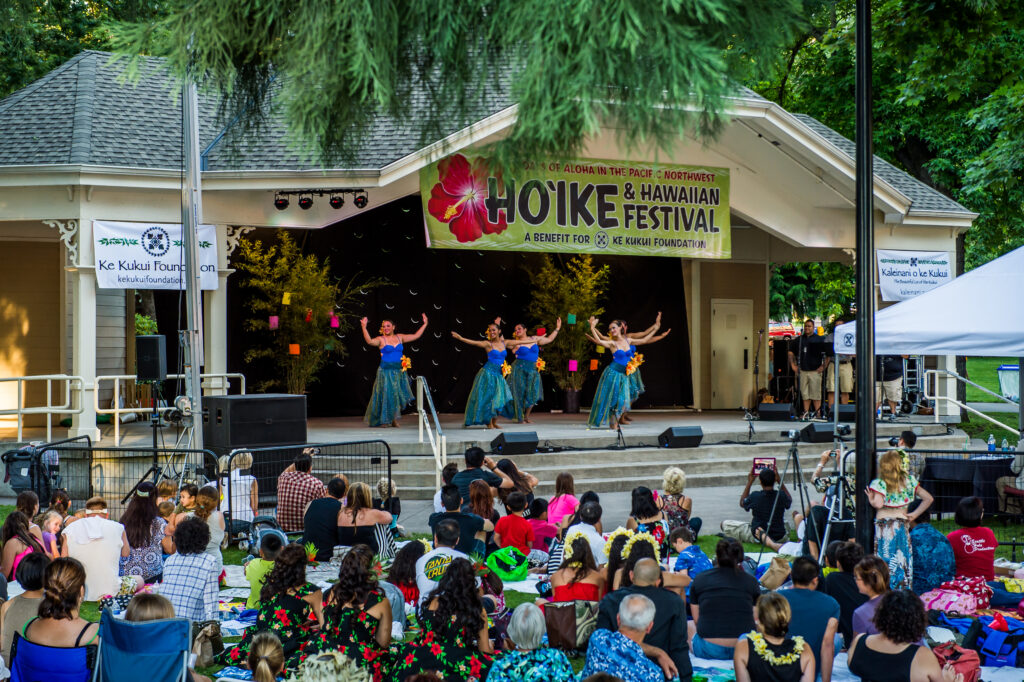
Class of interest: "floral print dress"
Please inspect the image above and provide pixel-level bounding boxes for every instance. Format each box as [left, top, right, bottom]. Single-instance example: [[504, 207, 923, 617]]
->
[[216, 582, 321, 670], [300, 588, 391, 681], [390, 609, 493, 682], [486, 647, 576, 681]]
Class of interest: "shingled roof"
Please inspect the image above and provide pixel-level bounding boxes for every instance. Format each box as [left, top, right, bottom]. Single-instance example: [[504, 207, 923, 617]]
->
[[0, 50, 972, 216]]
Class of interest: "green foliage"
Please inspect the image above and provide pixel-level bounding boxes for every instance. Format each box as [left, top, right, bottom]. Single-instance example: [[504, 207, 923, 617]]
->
[[0, 0, 161, 98], [133, 313, 158, 336], [748, 0, 1024, 271], [526, 255, 609, 392], [770, 261, 854, 322], [233, 233, 387, 395], [108, 0, 805, 165]]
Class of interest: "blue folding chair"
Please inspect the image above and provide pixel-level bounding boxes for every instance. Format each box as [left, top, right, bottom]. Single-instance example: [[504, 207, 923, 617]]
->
[[92, 608, 191, 682]]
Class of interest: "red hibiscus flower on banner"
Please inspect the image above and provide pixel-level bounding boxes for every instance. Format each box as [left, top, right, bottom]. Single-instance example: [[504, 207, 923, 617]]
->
[[427, 154, 507, 243]]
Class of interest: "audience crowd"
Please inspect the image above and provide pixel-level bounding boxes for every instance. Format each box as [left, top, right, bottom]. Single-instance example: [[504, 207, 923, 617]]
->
[[0, 443, 1003, 682]]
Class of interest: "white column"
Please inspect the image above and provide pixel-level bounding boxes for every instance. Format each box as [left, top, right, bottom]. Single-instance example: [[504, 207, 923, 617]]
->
[[202, 225, 248, 395], [67, 218, 100, 440], [936, 354, 959, 419]]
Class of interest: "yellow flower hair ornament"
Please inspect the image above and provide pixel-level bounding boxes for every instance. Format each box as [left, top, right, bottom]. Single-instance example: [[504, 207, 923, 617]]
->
[[562, 530, 589, 564], [622, 531, 660, 563], [604, 527, 634, 558]]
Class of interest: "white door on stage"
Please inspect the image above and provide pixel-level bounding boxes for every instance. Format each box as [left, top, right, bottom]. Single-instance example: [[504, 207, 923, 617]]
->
[[710, 298, 752, 410]]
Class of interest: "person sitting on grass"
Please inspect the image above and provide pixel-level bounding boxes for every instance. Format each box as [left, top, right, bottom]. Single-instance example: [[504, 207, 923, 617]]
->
[[248, 631, 285, 682], [721, 467, 791, 546], [779, 557, 840, 682], [160, 517, 219, 624], [1, 552, 48, 666], [581, 593, 664, 682], [433, 462, 459, 514], [908, 499, 955, 595], [386, 540, 426, 606], [823, 542, 868, 650], [669, 525, 711, 607], [946, 495, 996, 581], [689, 538, 761, 661], [486, 603, 576, 682], [495, 492, 549, 566], [1, 511, 45, 582], [537, 532, 606, 606], [245, 532, 283, 610], [525, 498, 558, 552], [851, 556, 890, 639], [124, 593, 212, 682], [174, 483, 198, 515], [733, 591, 814, 682]]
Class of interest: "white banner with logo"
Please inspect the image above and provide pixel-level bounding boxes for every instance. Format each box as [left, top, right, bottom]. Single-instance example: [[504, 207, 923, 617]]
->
[[876, 249, 952, 301], [93, 221, 218, 290]]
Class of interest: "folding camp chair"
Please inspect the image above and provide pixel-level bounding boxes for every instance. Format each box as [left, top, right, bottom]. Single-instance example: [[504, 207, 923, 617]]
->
[[92, 608, 191, 682]]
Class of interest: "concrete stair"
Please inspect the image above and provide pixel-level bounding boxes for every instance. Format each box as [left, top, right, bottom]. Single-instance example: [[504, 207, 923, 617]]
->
[[392, 430, 963, 499]]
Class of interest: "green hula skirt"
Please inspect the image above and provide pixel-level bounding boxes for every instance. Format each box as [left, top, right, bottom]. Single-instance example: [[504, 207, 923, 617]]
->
[[364, 361, 414, 427], [508, 358, 543, 422], [587, 362, 630, 428], [464, 362, 514, 426], [628, 368, 646, 407]]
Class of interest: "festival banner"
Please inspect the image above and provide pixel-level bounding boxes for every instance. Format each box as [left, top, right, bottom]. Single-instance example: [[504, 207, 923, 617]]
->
[[420, 152, 730, 258], [876, 249, 952, 301], [93, 221, 219, 290]]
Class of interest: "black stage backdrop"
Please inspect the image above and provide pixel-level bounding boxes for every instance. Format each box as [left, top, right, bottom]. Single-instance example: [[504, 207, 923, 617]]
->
[[223, 195, 693, 417]]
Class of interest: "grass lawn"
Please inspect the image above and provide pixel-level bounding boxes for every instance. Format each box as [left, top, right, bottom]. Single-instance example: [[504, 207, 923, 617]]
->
[[965, 356, 1018, 403], [959, 410, 1021, 446]]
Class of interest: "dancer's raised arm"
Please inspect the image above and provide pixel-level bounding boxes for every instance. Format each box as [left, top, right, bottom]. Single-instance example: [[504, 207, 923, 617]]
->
[[632, 328, 671, 346], [360, 318, 381, 347], [588, 317, 618, 350], [633, 311, 662, 338], [451, 331, 493, 349], [399, 313, 429, 343], [537, 318, 562, 346]]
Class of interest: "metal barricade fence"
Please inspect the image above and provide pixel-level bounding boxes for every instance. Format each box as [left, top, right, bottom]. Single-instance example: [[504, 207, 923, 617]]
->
[[48, 445, 219, 520], [224, 440, 394, 523], [912, 448, 1024, 558]]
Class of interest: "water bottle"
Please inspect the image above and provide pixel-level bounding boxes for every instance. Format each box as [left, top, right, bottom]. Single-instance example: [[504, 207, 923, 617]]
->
[[1002, 438, 1010, 452], [988, 434, 996, 452]]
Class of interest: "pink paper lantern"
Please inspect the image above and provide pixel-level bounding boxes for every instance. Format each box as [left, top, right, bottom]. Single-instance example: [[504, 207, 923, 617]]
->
[[329, 314, 340, 328], [268, 315, 279, 330], [536, 327, 546, 336], [568, 359, 578, 372]]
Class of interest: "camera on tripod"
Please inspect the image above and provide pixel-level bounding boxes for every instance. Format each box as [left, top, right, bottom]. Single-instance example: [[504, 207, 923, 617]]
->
[[888, 435, 900, 446], [835, 424, 851, 437], [781, 429, 800, 441], [161, 395, 194, 427]]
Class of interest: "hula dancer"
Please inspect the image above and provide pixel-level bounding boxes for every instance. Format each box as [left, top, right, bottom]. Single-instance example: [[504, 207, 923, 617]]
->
[[360, 314, 428, 427], [589, 313, 671, 423], [503, 318, 562, 423], [452, 322, 514, 429], [586, 317, 633, 429]]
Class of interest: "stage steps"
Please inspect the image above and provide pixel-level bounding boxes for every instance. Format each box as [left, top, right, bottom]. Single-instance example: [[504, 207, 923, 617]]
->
[[392, 431, 964, 499]]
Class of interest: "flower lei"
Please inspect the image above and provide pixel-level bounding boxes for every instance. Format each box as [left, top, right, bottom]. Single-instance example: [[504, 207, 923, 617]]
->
[[401, 355, 412, 372], [562, 529, 588, 564], [622, 531, 660, 562], [625, 353, 645, 376], [604, 527, 634, 558], [535, 358, 546, 372], [749, 632, 805, 666], [501, 361, 512, 377]]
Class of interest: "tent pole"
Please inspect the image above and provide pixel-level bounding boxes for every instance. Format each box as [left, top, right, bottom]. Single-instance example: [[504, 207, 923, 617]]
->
[[1018, 358, 1023, 439], [854, 0, 876, 550]]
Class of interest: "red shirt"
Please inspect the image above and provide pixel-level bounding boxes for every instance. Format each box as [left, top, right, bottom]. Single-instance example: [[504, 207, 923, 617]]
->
[[947, 526, 997, 580], [494, 514, 534, 555]]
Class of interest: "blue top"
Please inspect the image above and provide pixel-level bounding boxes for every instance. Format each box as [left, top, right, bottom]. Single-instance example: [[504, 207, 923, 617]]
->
[[673, 545, 713, 597], [612, 349, 631, 366], [779, 587, 841, 672], [580, 629, 664, 682], [515, 343, 539, 363], [380, 341, 403, 364], [629, 344, 638, 357], [487, 348, 506, 366]]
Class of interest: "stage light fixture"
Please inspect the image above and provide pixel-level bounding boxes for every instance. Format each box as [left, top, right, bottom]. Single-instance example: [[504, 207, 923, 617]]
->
[[329, 194, 344, 209], [273, 194, 289, 210], [298, 194, 313, 210], [353, 193, 369, 209]]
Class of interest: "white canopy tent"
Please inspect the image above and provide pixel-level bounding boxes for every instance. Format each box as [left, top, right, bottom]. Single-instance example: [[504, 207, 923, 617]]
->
[[834, 245, 1024, 357]]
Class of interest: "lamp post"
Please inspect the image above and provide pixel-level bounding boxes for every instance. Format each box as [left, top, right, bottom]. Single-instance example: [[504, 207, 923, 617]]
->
[[180, 80, 205, 450]]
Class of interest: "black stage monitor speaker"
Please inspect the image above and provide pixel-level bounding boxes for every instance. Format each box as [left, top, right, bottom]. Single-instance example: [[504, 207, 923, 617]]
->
[[658, 426, 703, 448], [490, 432, 538, 456], [203, 394, 307, 455], [759, 403, 794, 421], [801, 422, 835, 443], [136, 335, 167, 382], [832, 405, 856, 423]]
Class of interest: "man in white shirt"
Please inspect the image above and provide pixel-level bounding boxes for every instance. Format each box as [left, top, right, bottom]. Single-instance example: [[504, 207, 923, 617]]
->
[[415, 519, 467, 605], [61, 497, 135, 601], [565, 501, 607, 565], [432, 463, 459, 514]]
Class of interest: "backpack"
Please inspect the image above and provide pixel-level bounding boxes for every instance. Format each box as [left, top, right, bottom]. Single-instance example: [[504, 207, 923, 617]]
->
[[486, 546, 528, 582], [958, 613, 1024, 667], [931, 642, 981, 682]]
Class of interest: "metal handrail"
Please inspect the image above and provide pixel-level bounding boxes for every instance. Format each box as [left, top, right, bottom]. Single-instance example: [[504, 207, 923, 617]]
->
[[416, 375, 447, 488], [95, 373, 247, 446], [924, 369, 1020, 439], [0, 375, 84, 442]]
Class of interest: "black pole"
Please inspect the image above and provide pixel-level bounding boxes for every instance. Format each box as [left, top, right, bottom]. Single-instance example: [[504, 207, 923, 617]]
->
[[854, 0, 877, 550]]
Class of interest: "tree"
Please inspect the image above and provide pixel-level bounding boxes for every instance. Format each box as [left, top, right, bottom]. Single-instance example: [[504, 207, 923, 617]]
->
[[234, 233, 387, 395], [109, 0, 805, 165], [770, 262, 855, 322], [526, 254, 609, 394]]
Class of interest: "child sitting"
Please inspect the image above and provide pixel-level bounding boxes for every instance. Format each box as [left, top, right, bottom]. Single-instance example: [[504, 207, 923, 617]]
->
[[174, 483, 198, 515], [495, 492, 548, 566], [37, 510, 62, 559], [245, 532, 283, 609], [374, 478, 403, 537], [525, 498, 558, 551], [670, 526, 712, 598], [155, 480, 178, 506], [248, 631, 285, 682], [157, 500, 176, 524]]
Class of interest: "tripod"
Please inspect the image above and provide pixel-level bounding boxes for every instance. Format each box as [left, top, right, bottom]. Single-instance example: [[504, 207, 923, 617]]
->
[[816, 439, 857, 563], [755, 430, 817, 563]]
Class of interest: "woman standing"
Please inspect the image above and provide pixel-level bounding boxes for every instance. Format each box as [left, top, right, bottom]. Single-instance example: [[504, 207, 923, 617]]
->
[[503, 319, 561, 423], [589, 313, 670, 423], [119, 481, 166, 583], [866, 450, 933, 590], [361, 314, 428, 427], [453, 322, 514, 428]]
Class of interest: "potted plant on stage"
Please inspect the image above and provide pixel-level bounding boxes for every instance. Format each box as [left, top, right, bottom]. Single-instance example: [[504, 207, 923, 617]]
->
[[234, 232, 387, 395], [527, 254, 609, 413]]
